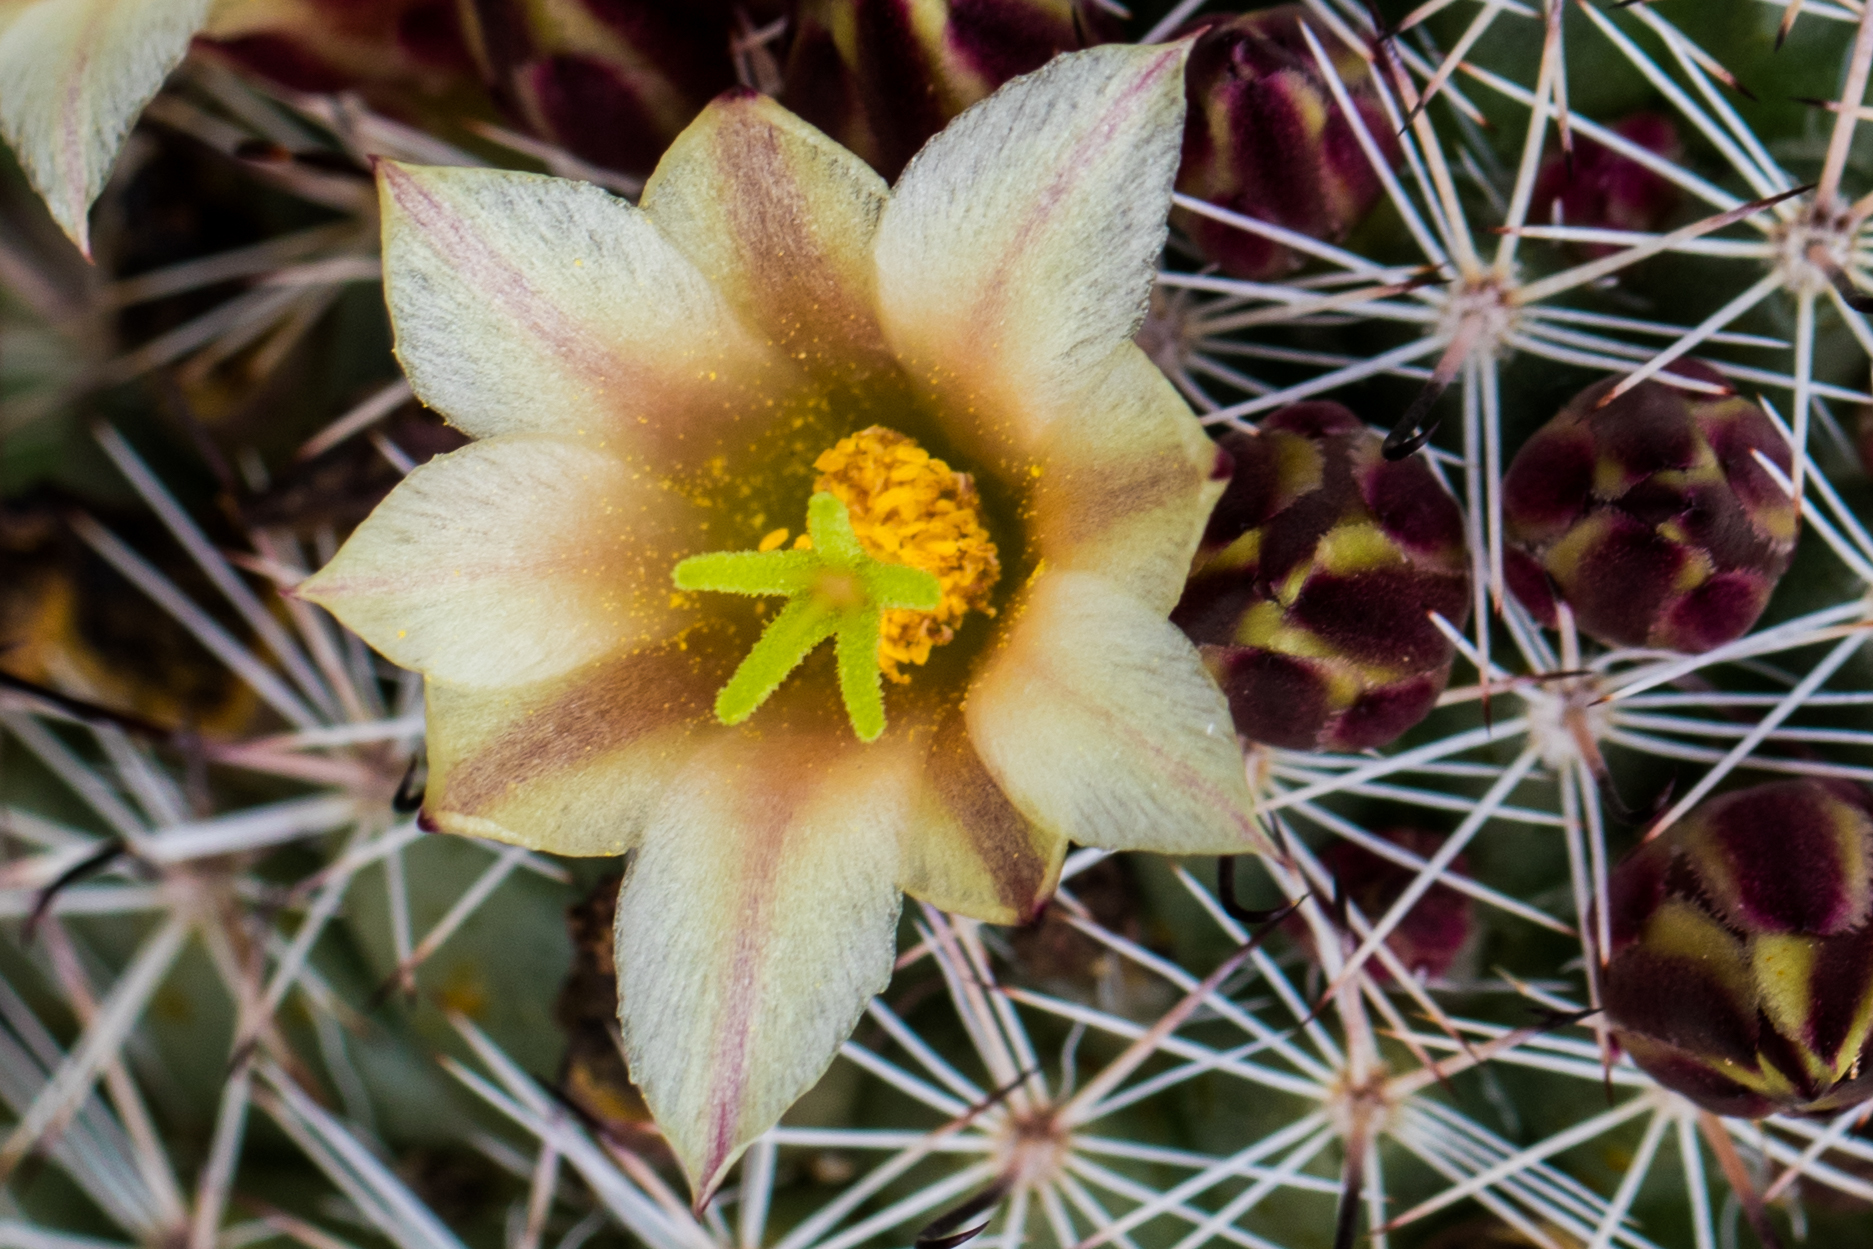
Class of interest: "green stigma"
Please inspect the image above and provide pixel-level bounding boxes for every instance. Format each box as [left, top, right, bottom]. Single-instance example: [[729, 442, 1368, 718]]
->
[[672, 492, 941, 742]]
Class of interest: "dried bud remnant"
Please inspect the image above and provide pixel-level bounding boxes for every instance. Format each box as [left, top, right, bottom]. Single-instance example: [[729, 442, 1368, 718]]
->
[[1604, 780, 1873, 1118], [1172, 402, 1472, 752], [1502, 364, 1797, 653], [1173, 6, 1399, 280]]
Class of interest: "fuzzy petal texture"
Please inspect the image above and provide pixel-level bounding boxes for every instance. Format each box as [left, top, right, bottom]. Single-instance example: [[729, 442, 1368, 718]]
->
[[898, 706, 1066, 924], [873, 42, 1190, 435], [1034, 345, 1229, 612], [616, 731, 908, 1199], [298, 436, 702, 689], [377, 161, 787, 452], [967, 570, 1270, 857], [640, 90, 892, 374], [418, 635, 732, 857], [0, 0, 213, 255]]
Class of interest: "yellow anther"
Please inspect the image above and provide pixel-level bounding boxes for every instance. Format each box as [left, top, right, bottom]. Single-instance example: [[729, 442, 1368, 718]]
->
[[758, 527, 791, 552], [809, 426, 1001, 683]]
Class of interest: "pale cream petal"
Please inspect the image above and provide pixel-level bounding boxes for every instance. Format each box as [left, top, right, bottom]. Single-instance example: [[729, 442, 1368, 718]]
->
[[616, 730, 910, 1199], [0, 0, 214, 255], [419, 634, 734, 857], [873, 42, 1189, 438], [899, 706, 1065, 926], [298, 435, 703, 689], [966, 570, 1272, 857], [377, 161, 790, 450], [641, 90, 892, 374], [1032, 344, 1229, 613]]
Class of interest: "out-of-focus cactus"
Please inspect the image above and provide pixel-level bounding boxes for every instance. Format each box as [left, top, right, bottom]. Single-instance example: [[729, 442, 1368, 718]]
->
[[1171, 401, 1471, 752], [1603, 779, 1873, 1118], [0, 504, 257, 734], [1501, 363, 1796, 653], [1423, 1221, 1585, 1249], [1006, 857, 1175, 1016], [779, 0, 1117, 181], [1532, 113, 1682, 258], [1294, 829, 1474, 981], [1172, 5, 1398, 280], [454, 0, 749, 177], [554, 875, 668, 1156], [200, 0, 476, 94]]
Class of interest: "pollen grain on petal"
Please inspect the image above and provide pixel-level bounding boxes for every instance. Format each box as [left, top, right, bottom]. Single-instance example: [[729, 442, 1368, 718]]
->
[[811, 426, 1001, 682]]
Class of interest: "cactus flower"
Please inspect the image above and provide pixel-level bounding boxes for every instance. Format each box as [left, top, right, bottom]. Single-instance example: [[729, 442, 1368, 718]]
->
[[1171, 401, 1472, 753], [1172, 5, 1399, 280], [780, 0, 1116, 182], [299, 45, 1269, 1199], [1603, 780, 1873, 1118], [1501, 363, 1797, 653]]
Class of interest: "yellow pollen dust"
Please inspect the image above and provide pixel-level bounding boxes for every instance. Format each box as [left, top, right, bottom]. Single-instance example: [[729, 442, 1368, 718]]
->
[[788, 426, 1000, 683]]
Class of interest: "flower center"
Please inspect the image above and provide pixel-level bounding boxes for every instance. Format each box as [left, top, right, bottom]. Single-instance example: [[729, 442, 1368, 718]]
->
[[669, 427, 999, 742], [778, 426, 1001, 684]]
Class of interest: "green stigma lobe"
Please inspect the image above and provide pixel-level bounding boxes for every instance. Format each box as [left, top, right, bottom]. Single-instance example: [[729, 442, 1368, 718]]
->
[[673, 493, 941, 742]]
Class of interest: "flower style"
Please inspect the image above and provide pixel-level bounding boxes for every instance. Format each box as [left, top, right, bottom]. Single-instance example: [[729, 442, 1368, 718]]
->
[[298, 43, 1271, 1200]]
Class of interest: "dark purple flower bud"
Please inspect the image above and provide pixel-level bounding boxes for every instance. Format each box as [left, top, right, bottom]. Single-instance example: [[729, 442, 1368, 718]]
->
[[200, 0, 475, 95], [779, 0, 1119, 181], [1172, 6, 1399, 280], [1604, 780, 1873, 1119], [1532, 113, 1683, 259], [1501, 362, 1797, 653], [1172, 401, 1472, 752], [1291, 829, 1475, 981], [455, 0, 745, 178]]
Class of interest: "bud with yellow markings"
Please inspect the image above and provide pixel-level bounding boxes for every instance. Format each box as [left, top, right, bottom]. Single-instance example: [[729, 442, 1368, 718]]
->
[[454, 0, 746, 177], [1502, 363, 1797, 653], [200, 0, 475, 94], [1172, 5, 1399, 280], [1172, 402, 1471, 753], [1604, 779, 1873, 1118], [779, 0, 1118, 181]]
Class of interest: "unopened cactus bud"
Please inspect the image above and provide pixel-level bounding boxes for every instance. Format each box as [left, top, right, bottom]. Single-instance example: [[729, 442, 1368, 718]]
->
[[455, 0, 743, 178], [1172, 6, 1399, 280], [779, 0, 1117, 181], [1603, 780, 1873, 1118], [1293, 829, 1475, 981], [1172, 401, 1471, 752], [1532, 113, 1682, 258], [200, 0, 474, 94], [1501, 363, 1796, 653]]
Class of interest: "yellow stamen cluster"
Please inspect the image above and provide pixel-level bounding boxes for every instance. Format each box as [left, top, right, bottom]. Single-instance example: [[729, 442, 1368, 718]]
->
[[791, 427, 1000, 682]]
